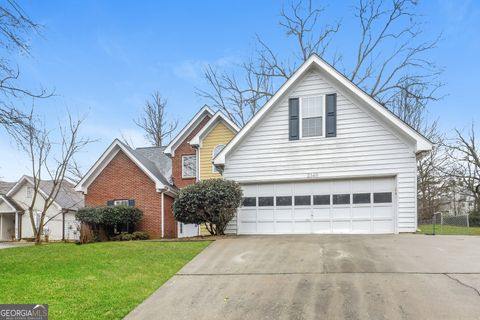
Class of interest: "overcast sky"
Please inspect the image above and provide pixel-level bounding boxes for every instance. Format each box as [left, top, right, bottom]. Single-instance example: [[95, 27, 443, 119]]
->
[[0, 0, 479, 181]]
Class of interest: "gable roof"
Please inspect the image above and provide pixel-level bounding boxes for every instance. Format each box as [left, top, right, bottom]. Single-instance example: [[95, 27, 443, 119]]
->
[[0, 181, 15, 195], [0, 195, 23, 212], [214, 54, 433, 165], [189, 111, 240, 147], [6, 175, 84, 211], [75, 139, 176, 194], [163, 105, 214, 157]]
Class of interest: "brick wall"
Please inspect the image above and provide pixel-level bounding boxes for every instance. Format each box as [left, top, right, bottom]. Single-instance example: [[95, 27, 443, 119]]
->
[[171, 115, 211, 188], [84, 150, 176, 239]]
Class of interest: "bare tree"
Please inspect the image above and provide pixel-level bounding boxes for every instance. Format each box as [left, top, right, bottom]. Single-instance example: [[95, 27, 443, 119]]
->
[[445, 124, 480, 212], [416, 122, 450, 220], [135, 91, 178, 147], [198, 0, 442, 127], [10, 109, 92, 244], [0, 1, 53, 132]]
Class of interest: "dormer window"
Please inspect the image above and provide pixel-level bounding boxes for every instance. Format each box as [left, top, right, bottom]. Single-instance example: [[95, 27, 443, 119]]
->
[[301, 96, 324, 138]]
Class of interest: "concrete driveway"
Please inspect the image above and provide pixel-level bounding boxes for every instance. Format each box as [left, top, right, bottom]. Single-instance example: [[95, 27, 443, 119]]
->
[[126, 235, 480, 320]]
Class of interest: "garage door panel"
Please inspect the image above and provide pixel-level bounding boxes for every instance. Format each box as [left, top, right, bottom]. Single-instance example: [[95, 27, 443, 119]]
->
[[238, 177, 395, 235], [332, 207, 350, 219], [312, 207, 330, 220], [257, 209, 274, 221], [239, 209, 257, 221], [373, 220, 394, 233], [275, 208, 292, 220], [239, 222, 257, 234], [352, 220, 371, 233], [257, 221, 275, 233], [332, 220, 351, 233], [275, 221, 293, 233], [294, 208, 311, 220], [352, 206, 371, 219], [373, 206, 394, 219]]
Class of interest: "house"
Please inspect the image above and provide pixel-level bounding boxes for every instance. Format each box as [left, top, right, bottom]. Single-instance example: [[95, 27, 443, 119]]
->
[[188, 111, 240, 234], [75, 141, 180, 238], [0, 176, 83, 241], [75, 106, 239, 239], [76, 54, 432, 237], [213, 54, 432, 234]]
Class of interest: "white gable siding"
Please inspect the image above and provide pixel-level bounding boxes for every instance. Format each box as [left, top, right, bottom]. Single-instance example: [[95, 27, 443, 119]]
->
[[223, 70, 417, 233]]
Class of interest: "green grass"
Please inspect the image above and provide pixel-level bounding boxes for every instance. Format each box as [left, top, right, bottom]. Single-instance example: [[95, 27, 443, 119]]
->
[[0, 241, 211, 320], [417, 224, 480, 235]]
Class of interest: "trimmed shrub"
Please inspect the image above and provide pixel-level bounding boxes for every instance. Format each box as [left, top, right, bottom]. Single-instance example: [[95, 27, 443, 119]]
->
[[76, 206, 143, 242], [132, 231, 150, 240], [173, 179, 242, 235]]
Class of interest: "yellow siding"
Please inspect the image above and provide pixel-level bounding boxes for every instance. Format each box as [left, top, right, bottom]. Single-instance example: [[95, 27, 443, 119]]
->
[[198, 120, 236, 236], [199, 121, 236, 180]]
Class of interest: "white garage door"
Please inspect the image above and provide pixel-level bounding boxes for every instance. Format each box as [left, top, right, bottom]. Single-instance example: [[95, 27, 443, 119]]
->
[[237, 177, 395, 234]]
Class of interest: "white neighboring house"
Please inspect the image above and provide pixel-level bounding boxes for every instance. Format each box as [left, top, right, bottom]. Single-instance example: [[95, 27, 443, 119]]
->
[[0, 176, 83, 241], [214, 55, 433, 235]]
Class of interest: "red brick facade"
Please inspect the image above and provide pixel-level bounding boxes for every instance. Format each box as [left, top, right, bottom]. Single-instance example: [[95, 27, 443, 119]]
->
[[84, 151, 176, 239], [171, 115, 211, 188]]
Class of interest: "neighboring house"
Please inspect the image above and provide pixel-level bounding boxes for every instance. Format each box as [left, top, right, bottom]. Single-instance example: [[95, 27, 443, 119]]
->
[[438, 193, 476, 216], [189, 111, 240, 234], [75, 141, 179, 238], [213, 55, 432, 234], [0, 176, 83, 241]]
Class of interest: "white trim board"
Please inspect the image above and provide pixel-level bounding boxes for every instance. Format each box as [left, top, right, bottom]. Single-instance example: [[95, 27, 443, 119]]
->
[[164, 105, 214, 157], [75, 139, 167, 193], [189, 111, 240, 148]]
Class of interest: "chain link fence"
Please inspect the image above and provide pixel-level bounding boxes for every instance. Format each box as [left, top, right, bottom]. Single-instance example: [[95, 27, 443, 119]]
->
[[417, 212, 471, 235]]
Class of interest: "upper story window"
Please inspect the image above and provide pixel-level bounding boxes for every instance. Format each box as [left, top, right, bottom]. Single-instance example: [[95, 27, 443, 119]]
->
[[212, 144, 225, 173], [301, 96, 324, 138], [182, 155, 197, 178], [26, 186, 34, 198]]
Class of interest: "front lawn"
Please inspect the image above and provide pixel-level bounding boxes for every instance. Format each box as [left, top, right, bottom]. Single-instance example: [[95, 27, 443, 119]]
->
[[0, 241, 210, 320], [417, 224, 480, 235]]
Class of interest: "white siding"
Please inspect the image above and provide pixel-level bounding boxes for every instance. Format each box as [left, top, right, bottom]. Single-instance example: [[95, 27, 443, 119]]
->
[[12, 183, 79, 241], [224, 70, 417, 233]]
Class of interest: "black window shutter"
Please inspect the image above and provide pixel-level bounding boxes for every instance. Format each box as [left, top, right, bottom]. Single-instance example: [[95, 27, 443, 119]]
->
[[107, 200, 114, 206], [289, 98, 299, 140], [326, 93, 337, 137], [128, 199, 135, 207]]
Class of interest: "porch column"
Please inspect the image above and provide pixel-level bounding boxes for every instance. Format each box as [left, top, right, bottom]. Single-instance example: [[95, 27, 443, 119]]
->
[[0, 214, 3, 241], [15, 212, 19, 241]]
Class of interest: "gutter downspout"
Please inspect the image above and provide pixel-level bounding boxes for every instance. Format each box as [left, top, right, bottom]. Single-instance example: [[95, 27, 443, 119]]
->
[[161, 192, 165, 239]]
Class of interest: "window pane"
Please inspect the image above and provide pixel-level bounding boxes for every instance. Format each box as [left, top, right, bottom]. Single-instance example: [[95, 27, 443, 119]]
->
[[374, 192, 392, 203], [353, 193, 371, 204], [333, 194, 350, 205], [276, 196, 292, 206], [258, 197, 274, 207], [294, 195, 311, 206], [242, 197, 256, 207], [313, 195, 330, 205], [302, 117, 322, 137], [182, 155, 196, 178], [302, 96, 324, 117], [114, 200, 129, 206]]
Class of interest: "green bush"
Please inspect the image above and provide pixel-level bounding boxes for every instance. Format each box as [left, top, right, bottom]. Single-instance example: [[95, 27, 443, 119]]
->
[[76, 206, 143, 241], [173, 179, 242, 235], [132, 231, 150, 240], [469, 214, 480, 227], [111, 232, 148, 241]]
